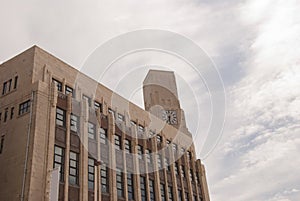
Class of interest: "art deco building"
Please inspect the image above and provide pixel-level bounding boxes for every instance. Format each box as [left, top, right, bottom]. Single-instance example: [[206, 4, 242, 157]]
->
[[0, 46, 210, 201]]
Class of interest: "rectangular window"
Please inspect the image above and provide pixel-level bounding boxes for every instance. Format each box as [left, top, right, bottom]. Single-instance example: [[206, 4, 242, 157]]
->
[[124, 139, 131, 153], [164, 157, 170, 171], [82, 95, 91, 106], [166, 140, 171, 144], [14, 76, 18, 89], [127, 173, 134, 200], [157, 154, 162, 169], [116, 168, 124, 197], [65, 85, 74, 97], [101, 164, 108, 192], [19, 100, 30, 115], [0, 136, 4, 154], [10, 107, 14, 119], [181, 147, 185, 153], [54, 145, 64, 182], [137, 145, 143, 159], [114, 135, 121, 150], [187, 151, 192, 160], [149, 179, 155, 201], [178, 189, 182, 201], [88, 158, 95, 189], [160, 184, 166, 201], [180, 165, 185, 178], [108, 108, 115, 116], [138, 125, 144, 133], [140, 176, 146, 201], [168, 186, 173, 201], [156, 135, 162, 144], [4, 108, 8, 122], [145, 149, 151, 163], [52, 79, 62, 92], [175, 162, 179, 175], [189, 169, 194, 182], [56, 108, 65, 127], [185, 192, 189, 201], [70, 114, 79, 132], [94, 101, 102, 112], [2, 81, 7, 95], [172, 143, 178, 151], [149, 130, 155, 136], [99, 128, 107, 144], [194, 195, 198, 201], [69, 151, 79, 185], [130, 120, 136, 126], [88, 122, 96, 139], [117, 113, 124, 122]]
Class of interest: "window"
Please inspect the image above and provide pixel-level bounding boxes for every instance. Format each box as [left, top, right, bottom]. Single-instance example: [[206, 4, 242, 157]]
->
[[108, 108, 115, 116], [187, 151, 192, 160], [65, 85, 74, 97], [114, 135, 121, 150], [117, 113, 124, 122], [156, 135, 162, 144], [100, 128, 107, 144], [124, 139, 131, 153], [14, 76, 18, 89], [164, 157, 170, 171], [4, 108, 8, 122], [185, 192, 189, 201], [160, 184, 166, 201], [101, 164, 108, 192], [166, 140, 171, 145], [181, 147, 185, 153], [168, 186, 173, 201], [53, 146, 64, 182], [137, 145, 143, 159], [196, 173, 200, 184], [178, 189, 183, 201], [88, 158, 95, 189], [180, 165, 185, 177], [19, 100, 30, 115], [0, 136, 4, 154], [10, 107, 14, 119], [52, 79, 62, 92], [2, 81, 7, 95], [69, 151, 79, 185], [157, 154, 162, 169], [149, 179, 155, 201], [56, 108, 65, 127], [145, 149, 151, 163], [172, 143, 178, 151], [88, 122, 96, 139], [149, 130, 155, 136], [82, 95, 91, 106], [175, 162, 179, 175], [140, 176, 146, 201], [70, 114, 79, 132], [194, 195, 198, 201], [94, 101, 102, 112], [138, 125, 144, 133], [127, 174, 134, 200], [116, 168, 124, 197], [130, 120, 136, 126], [189, 169, 194, 181]]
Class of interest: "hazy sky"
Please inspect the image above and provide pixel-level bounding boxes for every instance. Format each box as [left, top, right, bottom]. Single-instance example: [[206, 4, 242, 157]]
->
[[1, 0, 300, 200]]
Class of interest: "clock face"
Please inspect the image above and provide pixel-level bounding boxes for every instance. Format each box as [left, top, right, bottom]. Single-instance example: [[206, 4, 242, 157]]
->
[[162, 110, 177, 125]]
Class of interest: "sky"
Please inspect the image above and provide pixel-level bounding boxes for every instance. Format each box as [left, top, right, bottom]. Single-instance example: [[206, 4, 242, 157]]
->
[[1, 0, 300, 201]]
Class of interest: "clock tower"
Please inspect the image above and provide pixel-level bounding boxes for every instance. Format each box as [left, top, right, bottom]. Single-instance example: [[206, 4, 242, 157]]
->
[[143, 70, 189, 134]]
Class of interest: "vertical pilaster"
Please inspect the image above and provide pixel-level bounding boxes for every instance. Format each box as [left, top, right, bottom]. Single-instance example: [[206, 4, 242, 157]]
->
[[108, 112, 116, 201]]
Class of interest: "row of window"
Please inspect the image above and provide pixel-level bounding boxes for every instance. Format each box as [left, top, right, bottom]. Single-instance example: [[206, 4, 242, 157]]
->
[[53, 145, 200, 200], [2, 75, 18, 95], [56, 108, 193, 160], [0, 100, 31, 123]]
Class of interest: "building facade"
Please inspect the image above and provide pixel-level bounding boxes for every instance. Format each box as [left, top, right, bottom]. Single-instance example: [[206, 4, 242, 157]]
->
[[0, 46, 210, 201]]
